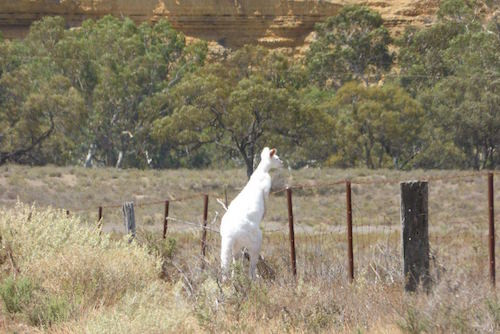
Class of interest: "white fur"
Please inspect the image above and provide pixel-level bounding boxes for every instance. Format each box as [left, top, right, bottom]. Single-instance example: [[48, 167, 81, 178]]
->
[[220, 147, 283, 279]]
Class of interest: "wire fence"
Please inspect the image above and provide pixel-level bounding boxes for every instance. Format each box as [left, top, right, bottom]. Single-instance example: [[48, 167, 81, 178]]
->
[[61, 170, 499, 286]]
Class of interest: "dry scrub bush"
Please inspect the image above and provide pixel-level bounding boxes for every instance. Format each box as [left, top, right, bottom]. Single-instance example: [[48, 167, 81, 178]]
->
[[0, 203, 162, 329], [394, 266, 500, 334], [53, 282, 201, 334], [161, 231, 500, 333]]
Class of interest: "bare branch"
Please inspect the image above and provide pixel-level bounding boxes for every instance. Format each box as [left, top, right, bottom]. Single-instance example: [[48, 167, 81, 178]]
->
[[0, 112, 55, 165]]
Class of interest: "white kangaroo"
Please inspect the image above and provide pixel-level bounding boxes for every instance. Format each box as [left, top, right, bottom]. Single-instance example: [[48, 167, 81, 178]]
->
[[220, 147, 283, 280]]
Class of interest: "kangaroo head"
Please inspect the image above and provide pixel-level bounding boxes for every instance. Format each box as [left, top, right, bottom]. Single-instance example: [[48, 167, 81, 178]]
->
[[261, 147, 283, 170]]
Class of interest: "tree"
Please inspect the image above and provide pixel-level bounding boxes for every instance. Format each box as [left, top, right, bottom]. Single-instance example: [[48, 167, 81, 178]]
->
[[329, 82, 424, 169], [417, 16, 500, 169], [0, 15, 206, 168], [283, 86, 336, 167], [397, 0, 484, 96], [306, 5, 393, 89], [0, 17, 85, 165], [399, 0, 500, 169], [153, 46, 329, 177], [0, 71, 84, 165], [53, 16, 203, 168]]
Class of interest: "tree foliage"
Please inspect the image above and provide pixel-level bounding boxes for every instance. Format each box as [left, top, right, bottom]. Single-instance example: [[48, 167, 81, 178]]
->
[[0, 17, 84, 165], [54, 16, 202, 168], [397, 0, 480, 95], [153, 46, 330, 177], [399, 0, 500, 168], [0, 1, 498, 171], [326, 82, 424, 169], [306, 5, 393, 88], [0, 15, 204, 167]]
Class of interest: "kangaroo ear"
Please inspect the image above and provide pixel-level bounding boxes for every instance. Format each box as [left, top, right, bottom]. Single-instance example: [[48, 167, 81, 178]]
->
[[270, 148, 276, 157]]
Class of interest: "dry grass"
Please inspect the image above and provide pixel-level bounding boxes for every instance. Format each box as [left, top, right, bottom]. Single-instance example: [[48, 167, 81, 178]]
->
[[0, 165, 496, 232], [0, 166, 499, 332]]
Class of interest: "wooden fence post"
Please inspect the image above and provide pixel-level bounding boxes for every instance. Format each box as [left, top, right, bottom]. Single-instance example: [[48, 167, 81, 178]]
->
[[286, 187, 297, 278], [122, 202, 136, 242], [401, 181, 430, 292]]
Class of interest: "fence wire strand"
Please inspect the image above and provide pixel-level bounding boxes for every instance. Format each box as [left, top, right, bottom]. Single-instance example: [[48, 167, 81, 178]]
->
[[48, 170, 498, 283]]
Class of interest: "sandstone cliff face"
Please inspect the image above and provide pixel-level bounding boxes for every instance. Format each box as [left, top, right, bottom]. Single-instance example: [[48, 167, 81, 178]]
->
[[0, 0, 440, 49]]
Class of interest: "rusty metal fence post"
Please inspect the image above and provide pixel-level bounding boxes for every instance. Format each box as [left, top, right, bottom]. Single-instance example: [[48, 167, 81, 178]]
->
[[286, 187, 297, 277], [488, 172, 495, 288], [97, 206, 103, 234], [346, 180, 354, 283], [201, 194, 209, 258], [163, 200, 170, 239]]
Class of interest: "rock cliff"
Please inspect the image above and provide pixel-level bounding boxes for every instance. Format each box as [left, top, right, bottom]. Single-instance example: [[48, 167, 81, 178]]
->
[[0, 0, 440, 49]]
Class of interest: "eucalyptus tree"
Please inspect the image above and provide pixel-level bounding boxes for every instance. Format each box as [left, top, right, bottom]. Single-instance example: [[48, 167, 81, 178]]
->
[[330, 82, 424, 169], [306, 5, 393, 89], [153, 46, 329, 177], [399, 0, 500, 168], [0, 17, 84, 166], [54, 16, 200, 167]]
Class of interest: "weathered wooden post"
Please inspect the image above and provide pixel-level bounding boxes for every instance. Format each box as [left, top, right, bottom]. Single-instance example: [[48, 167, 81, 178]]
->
[[122, 202, 136, 242], [401, 181, 430, 292]]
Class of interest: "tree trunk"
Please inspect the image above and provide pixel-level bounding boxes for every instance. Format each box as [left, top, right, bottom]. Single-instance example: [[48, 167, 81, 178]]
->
[[145, 150, 153, 168], [115, 151, 123, 169], [0, 114, 55, 166], [488, 147, 495, 169], [473, 146, 480, 170], [238, 143, 255, 179], [482, 142, 491, 170], [245, 156, 254, 179], [364, 142, 373, 169], [84, 144, 95, 168], [393, 156, 399, 170], [84, 152, 92, 168]]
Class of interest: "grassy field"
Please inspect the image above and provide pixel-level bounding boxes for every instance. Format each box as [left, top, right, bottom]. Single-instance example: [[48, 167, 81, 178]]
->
[[0, 164, 495, 230], [0, 165, 499, 332]]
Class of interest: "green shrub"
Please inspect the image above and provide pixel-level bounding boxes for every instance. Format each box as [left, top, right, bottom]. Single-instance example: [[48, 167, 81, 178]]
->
[[141, 231, 177, 260], [487, 298, 500, 330], [162, 237, 177, 259], [48, 171, 62, 178], [0, 203, 162, 328], [0, 276, 34, 313], [397, 306, 429, 334], [28, 294, 71, 327]]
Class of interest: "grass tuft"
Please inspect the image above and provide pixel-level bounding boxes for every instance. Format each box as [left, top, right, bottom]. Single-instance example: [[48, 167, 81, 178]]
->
[[0, 276, 34, 313]]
